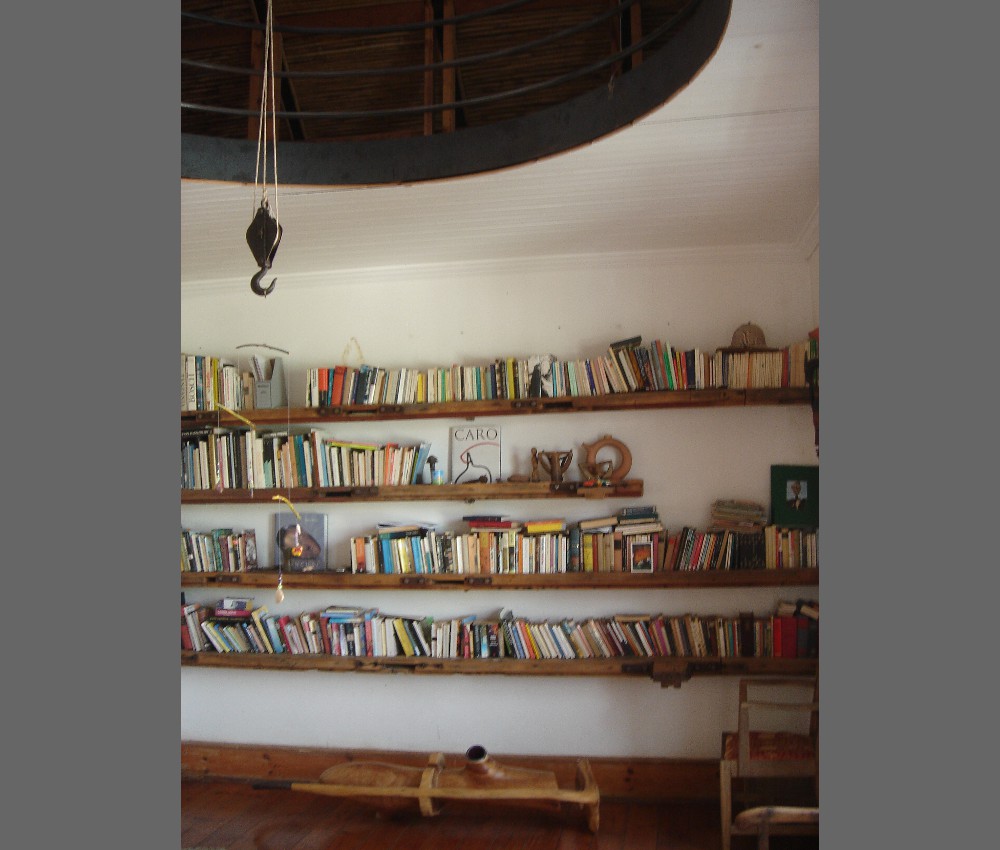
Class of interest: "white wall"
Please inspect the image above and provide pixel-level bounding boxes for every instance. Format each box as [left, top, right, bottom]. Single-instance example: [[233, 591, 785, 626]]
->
[[181, 246, 817, 759]]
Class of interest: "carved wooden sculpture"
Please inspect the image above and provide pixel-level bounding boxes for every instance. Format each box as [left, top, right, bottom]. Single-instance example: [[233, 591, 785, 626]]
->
[[580, 435, 632, 483], [536, 450, 573, 484], [264, 745, 600, 832]]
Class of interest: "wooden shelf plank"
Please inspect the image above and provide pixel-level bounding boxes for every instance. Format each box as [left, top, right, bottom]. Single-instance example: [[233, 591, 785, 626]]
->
[[181, 388, 811, 430], [181, 568, 819, 591], [180, 651, 817, 682], [181, 480, 644, 505], [181, 653, 646, 676], [650, 656, 818, 688]]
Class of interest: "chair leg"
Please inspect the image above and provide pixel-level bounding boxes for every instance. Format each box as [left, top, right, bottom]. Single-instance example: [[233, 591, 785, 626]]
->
[[757, 820, 769, 850], [719, 760, 733, 850]]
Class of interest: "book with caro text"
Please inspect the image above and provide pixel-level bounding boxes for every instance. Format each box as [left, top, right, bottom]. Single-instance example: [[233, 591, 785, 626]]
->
[[449, 424, 501, 484]]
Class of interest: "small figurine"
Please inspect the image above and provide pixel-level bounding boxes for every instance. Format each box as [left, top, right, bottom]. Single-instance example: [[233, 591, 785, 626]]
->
[[528, 448, 543, 482], [507, 448, 539, 483], [507, 448, 575, 484], [537, 449, 573, 484]]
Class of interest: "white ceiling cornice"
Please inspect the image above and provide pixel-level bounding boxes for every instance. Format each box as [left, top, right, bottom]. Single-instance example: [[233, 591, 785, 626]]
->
[[181, 242, 807, 296]]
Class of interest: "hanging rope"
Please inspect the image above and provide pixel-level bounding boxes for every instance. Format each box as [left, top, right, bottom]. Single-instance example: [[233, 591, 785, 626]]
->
[[254, 0, 279, 219], [270, 369, 297, 603]]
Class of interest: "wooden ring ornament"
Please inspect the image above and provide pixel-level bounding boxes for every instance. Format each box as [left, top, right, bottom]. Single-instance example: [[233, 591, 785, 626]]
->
[[580, 435, 631, 482]]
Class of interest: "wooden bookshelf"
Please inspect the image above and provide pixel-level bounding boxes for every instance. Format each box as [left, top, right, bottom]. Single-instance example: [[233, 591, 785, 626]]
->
[[180, 650, 817, 685], [181, 383, 819, 681], [180, 387, 811, 430], [181, 568, 819, 591]]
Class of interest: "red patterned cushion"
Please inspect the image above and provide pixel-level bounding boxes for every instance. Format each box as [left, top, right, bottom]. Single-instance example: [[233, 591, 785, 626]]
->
[[723, 731, 815, 762]]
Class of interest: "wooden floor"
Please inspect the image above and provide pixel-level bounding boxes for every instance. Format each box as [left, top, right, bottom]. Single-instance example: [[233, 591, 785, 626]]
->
[[182, 779, 819, 850]]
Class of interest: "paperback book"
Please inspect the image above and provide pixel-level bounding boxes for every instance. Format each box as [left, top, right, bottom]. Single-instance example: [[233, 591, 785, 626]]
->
[[274, 511, 328, 571], [628, 538, 655, 573], [449, 424, 501, 484]]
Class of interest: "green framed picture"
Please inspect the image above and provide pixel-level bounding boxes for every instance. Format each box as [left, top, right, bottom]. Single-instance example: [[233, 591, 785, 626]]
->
[[770, 465, 819, 528]]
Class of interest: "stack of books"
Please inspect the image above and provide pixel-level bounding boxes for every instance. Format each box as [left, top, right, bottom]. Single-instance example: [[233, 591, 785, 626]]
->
[[709, 499, 768, 532]]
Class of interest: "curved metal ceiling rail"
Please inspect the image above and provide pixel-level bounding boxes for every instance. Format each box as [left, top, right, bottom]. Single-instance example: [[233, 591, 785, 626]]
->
[[182, 4, 696, 122], [181, 0, 732, 186], [181, 0, 644, 82], [182, 0, 544, 37]]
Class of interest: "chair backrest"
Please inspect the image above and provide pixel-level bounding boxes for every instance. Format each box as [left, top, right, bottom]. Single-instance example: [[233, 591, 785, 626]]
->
[[735, 677, 818, 779]]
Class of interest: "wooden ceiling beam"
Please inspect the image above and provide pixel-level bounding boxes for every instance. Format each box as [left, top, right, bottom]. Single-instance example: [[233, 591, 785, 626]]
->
[[441, 0, 457, 132], [265, 2, 428, 31], [182, 26, 248, 53], [247, 0, 307, 141], [423, 1, 435, 135]]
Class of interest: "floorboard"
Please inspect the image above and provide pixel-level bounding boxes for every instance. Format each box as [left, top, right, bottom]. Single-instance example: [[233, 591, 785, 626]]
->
[[181, 779, 818, 850]]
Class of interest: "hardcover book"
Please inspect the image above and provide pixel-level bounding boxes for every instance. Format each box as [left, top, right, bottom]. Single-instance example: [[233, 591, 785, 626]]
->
[[449, 423, 501, 484], [274, 511, 328, 571], [770, 464, 819, 529]]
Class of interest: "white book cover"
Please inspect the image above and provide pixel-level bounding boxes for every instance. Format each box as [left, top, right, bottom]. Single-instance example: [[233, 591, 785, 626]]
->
[[449, 424, 501, 484]]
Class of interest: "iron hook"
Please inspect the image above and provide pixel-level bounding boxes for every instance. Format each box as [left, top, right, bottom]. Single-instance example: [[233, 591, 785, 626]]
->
[[250, 265, 277, 297]]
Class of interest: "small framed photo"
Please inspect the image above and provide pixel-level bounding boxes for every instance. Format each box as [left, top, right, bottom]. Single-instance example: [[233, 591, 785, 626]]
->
[[629, 539, 655, 573], [770, 464, 819, 528]]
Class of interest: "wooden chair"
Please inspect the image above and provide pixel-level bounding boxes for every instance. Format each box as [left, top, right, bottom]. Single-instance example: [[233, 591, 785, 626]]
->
[[719, 678, 818, 850]]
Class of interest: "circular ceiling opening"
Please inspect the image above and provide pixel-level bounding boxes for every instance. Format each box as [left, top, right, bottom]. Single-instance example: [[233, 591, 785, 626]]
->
[[182, 0, 731, 185]]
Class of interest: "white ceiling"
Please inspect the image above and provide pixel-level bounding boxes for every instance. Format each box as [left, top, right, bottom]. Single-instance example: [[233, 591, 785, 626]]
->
[[180, 0, 818, 285]]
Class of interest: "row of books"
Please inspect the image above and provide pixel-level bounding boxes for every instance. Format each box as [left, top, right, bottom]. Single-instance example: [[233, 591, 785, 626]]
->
[[182, 599, 818, 660], [604, 336, 809, 394], [667, 526, 815, 572], [181, 427, 312, 491], [181, 427, 433, 491], [352, 526, 573, 576], [606, 524, 818, 572], [319, 439, 432, 488], [179, 518, 816, 576], [349, 508, 666, 575], [347, 514, 816, 576], [762, 525, 819, 571], [303, 332, 819, 408], [719, 346, 812, 390], [306, 357, 572, 408], [184, 332, 819, 414], [181, 528, 259, 573], [181, 354, 250, 412], [667, 527, 767, 572]]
